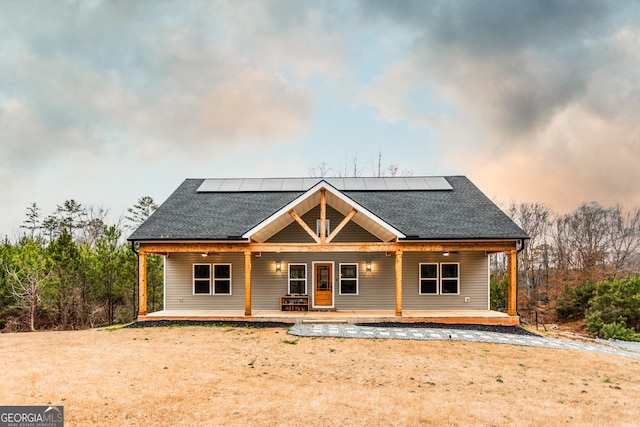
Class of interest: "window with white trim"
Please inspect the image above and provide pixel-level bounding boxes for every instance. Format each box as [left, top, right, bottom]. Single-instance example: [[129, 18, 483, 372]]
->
[[288, 264, 307, 295], [193, 263, 232, 295], [419, 262, 460, 295], [440, 263, 459, 294], [419, 263, 439, 295], [339, 263, 358, 295], [213, 264, 232, 294], [193, 264, 211, 294]]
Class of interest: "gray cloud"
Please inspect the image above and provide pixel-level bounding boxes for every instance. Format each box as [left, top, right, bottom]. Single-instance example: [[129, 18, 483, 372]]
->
[[356, 0, 640, 210], [0, 1, 327, 172], [1, 0, 639, 237], [359, 0, 640, 139]]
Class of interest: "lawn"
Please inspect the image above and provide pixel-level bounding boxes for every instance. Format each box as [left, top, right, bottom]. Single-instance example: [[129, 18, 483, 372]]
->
[[1, 325, 639, 426]]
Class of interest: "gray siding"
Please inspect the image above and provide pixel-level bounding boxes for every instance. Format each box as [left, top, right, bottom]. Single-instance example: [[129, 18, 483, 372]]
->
[[164, 251, 489, 311], [247, 252, 395, 310], [165, 253, 245, 310], [402, 252, 489, 310]]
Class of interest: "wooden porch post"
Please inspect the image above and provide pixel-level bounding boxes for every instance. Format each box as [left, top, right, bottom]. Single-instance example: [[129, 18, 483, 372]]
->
[[507, 249, 517, 316], [320, 188, 327, 243], [138, 249, 148, 316], [244, 251, 252, 316], [395, 250, 403, 316]]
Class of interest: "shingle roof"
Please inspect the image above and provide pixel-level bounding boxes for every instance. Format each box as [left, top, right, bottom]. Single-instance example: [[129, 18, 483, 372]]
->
[[127, 176, 528, 241]]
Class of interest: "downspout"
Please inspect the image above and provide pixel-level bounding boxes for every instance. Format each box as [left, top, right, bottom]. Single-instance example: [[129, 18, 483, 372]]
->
[[130, 241, 139, 319]]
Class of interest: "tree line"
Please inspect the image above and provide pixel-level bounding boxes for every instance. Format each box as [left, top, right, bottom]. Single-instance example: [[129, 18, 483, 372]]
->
[[0, 197, 162, 332], [2, 186, 640, 338], [491, 201, 640, 340]]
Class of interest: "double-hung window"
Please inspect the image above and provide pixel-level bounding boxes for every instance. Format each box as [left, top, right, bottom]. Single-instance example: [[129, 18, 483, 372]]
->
[[194, 264, 211, 294], [193, 263, 232, 295], [419, 263, 439, 294], [339, 263, 358, 295], [288, 264, 307, 295], [440, 263, 459, 294], [213, 264, 232, 294], [419, 262, 460, 295]]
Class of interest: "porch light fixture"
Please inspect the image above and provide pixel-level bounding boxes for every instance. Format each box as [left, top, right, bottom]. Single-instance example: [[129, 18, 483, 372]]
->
[[443, 252, 450, 257], [366, 261, 372, 271], [201, 252, 208, 257], [275, 261, 282, 271]]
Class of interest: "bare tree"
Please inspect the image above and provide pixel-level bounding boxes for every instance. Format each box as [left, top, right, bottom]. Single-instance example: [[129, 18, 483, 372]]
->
[[310, 151, 412, 178], [125, 196, 158, 230], [80, 206, 109, 247], [504, 201, 553, 321], [309, 161, 331, 178], [567, 202, 610, 281], [5, 241, 53, 331], [605, 204, 640, 277]]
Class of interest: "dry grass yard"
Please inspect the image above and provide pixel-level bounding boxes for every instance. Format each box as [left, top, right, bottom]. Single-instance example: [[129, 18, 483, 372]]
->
[[1, 325, 639, 426]]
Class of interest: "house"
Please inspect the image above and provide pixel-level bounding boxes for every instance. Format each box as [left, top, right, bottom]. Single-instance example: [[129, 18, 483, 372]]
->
[[128, 176, 528, 325]]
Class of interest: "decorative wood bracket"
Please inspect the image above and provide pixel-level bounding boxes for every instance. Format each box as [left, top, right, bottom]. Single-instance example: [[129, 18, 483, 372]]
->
[[326, 209, 357, 243], [289, 209, 321, 244]]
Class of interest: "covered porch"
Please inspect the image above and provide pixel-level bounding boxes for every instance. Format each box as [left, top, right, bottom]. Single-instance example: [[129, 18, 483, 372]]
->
[[137, 309, 520, 326], [136, 241, 521, 325]]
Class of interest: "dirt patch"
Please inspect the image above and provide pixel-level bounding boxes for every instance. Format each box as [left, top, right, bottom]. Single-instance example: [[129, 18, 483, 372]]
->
[[2, 326, 639, 426]]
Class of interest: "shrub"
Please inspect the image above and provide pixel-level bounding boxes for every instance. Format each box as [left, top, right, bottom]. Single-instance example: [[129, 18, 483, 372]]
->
[[586, 312, 639, 341], [556, 281, 597, 320], [490, 273, 508, 312], [585, 275, 640, 341]]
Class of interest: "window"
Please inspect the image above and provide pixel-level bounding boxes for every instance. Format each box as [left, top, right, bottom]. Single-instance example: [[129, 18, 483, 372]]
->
[[441, 263, 459, 294], [193, 264, 232, 295], [419, 262, 460, 295], [419, 263, 438, 294], [193, 264, 211, 294], [316, 220, 330, 236], [213, 264, 232, 294], [340, 263, 358, 295], [288, 264, 307, 295]]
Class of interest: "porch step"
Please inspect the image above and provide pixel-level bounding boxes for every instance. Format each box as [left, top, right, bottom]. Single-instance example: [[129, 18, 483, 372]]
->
[[302, 319, 348, 324]]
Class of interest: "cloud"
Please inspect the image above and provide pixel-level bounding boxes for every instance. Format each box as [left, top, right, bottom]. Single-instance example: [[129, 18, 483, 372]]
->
[[0, 0, 323, 175], [357, 0, 640, 209]]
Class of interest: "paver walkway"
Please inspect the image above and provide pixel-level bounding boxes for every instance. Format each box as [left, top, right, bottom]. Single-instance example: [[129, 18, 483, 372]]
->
[[288, 324, 640, 359]]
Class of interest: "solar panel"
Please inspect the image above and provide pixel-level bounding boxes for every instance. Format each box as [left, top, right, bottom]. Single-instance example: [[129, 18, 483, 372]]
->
[[196, 179, 224, 192], [197, 176, 453, 192], [425, 177, 452, 190], [259, 179, 285, 191], [281, 178, 305, 191]]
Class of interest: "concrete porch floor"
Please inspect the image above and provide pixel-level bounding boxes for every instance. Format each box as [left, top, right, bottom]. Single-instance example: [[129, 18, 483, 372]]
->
[[138, 309, 519, 326]]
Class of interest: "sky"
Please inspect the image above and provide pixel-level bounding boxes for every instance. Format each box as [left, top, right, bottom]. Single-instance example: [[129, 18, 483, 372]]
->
[[1, 0, 640, 238]]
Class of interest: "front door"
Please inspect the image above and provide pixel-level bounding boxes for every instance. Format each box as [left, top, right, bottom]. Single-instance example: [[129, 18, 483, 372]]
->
[[314, 263, 333, 307]]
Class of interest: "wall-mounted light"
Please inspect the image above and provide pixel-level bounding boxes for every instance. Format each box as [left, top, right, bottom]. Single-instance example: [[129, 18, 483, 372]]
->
[[443, 252, 450, 257], [201, 252, 208, 257], [275, 261, 282, 271], [366, 261, 372, 271]]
